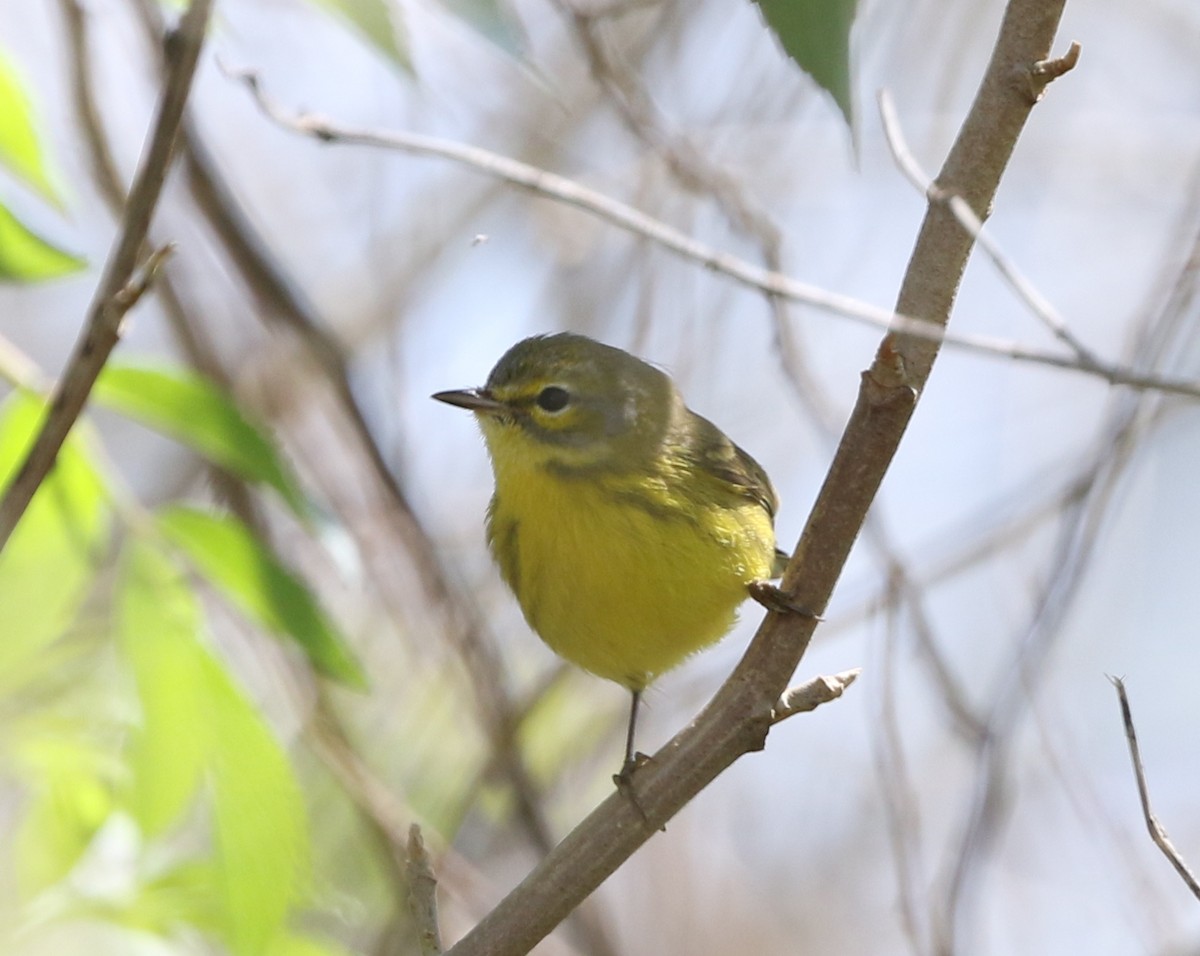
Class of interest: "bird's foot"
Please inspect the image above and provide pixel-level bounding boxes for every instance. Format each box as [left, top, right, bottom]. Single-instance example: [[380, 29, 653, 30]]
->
[[613, 752, 661, 829], [748, 581, 821, 620]]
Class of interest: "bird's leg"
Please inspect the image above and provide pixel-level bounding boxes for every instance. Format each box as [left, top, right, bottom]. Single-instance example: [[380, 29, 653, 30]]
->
[[613, 688, 657, 826], [748, 580, 821, 619], [615, 688, 650, 782]]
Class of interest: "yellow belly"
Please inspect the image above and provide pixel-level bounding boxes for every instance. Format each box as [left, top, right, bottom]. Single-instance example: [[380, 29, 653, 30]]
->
[[487, 465, 775, 689]]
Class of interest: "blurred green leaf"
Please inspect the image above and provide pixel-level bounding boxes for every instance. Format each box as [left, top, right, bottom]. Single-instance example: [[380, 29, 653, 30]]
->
[[0, 49, 64, 205], [120, 860, 223, 937], [0, 393, 109, 685], [309, 0, 411, 71], [11, 735, 116, 894], [266, 932, 356, 956], [206, 653, 309, 956], [95, 364, 309, 518], [0, 199, 85, 281], [117, 539, 310, 954], [752, 0, 858, 125], [117, 541, 210, 836], [158, 507, 366, 688]]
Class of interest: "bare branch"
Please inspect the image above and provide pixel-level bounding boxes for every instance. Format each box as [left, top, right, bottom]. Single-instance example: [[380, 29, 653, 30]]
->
[[1030, 41, 1083, 97], [227, 65, 1200, 401], [0, 0, 214, 551], [771, 669, 862, 724], [878, 87, 1101, 366], [1110, 677, 1200, 901], [408, 825, 444, 956]]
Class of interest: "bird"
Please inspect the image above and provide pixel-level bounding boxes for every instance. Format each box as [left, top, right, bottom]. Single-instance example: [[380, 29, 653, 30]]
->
[[433, 332, 805, 782]]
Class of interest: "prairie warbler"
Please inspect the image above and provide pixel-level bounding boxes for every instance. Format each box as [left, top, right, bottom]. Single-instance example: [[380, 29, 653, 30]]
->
[[434, 333, 801, 778]]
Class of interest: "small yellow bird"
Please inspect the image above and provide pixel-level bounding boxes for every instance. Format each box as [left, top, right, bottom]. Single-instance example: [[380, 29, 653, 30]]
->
[[434, 333, 803, 778]]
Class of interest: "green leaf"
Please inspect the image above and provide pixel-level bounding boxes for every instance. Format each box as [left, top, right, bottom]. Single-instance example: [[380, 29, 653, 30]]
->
[[266, 932, 356, 956], [752, 0, 858, 126], [205, 652, 309, 956], [0, 199, 85, 281], [117, 541, 211, 835], [121, 860, 223, 938], [94, 364, 309, 518], [308, 0, 411, 71], [0, 49, 64, 205], [11, 735, 116, 894], [157, 506, 366, 688], [116, 539, 310, 954], [0, 393, 109, 685]]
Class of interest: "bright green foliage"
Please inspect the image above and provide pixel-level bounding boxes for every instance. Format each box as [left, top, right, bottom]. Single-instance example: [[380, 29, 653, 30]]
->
[[209, 687, 309, 956], [95, 364, 310, 518], [119, 860, 223, 939], [0, 200, 85, 281], [157, 506, 366, 688], [752, 0, 858, 126], [308, 0, 411, 70], [0, 393, 109, 685], [0, 49, 64, 205], [0, 374, 361, 953], [118, 542, 311, 955], [117, 542, 211, 836], [0, 48, 82, 281], [265, 932, 357, 956], [10, 734, 117, 895]]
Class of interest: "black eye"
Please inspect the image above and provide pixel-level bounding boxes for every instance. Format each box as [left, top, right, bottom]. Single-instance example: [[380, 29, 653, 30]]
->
[[536, 386, 570, 412]]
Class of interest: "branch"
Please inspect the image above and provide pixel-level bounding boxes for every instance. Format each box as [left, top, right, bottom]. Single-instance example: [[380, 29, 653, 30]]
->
[[431, 2, 1075, 953], [227, 64, 1200, 401], [1110, 677, 1200, 901], [0, 0, 214, 551], [771, 669, 862, 724], [407, 825, 444, 956], [877, 85, 1100, 365]]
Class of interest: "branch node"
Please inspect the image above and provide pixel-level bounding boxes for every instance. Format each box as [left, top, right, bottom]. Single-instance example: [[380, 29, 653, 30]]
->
[[1027, 41, 1082, 101], [771, 668, 862, 724], [113, 242, 176, 311], [407, 824, 444, 956], [1110, 676, 1200, 901]]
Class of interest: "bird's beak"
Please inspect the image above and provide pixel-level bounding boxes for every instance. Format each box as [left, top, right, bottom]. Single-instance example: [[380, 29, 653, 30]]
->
[[431, 388, 508, 415]]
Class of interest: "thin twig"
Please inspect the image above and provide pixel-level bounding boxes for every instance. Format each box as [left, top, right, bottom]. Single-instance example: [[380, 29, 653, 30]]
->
[[1030, 42, 1083, 94], [873, 581, 933, 956], [408, 825, 445, 956], [770, 669, 861, 723], [227, 65, 1200, 401], [1110, 677, 1200, 901], [63, 0, 230, 381], [878, 87, 1100, 366], [0, 0, 214, 551]]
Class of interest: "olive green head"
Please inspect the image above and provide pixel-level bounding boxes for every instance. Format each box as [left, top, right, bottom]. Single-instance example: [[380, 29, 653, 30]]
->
[[432, 333, 677, 472]]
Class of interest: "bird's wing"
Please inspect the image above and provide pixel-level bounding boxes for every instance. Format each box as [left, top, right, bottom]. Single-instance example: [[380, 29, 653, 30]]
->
[[686, 411, 779, 520]]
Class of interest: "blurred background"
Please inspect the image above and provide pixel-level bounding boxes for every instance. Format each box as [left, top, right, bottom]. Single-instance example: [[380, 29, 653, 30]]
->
[[1, 0, 1199, 953]]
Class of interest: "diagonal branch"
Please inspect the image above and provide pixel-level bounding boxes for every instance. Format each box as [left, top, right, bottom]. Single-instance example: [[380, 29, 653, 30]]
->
[[877, 83, 1100, 366], [0, 0, 215, 551], [1110, 677, 1200, 901]]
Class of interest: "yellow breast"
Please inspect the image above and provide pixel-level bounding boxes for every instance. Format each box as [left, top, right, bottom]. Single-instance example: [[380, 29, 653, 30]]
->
[[485, 449, 775, 690]]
